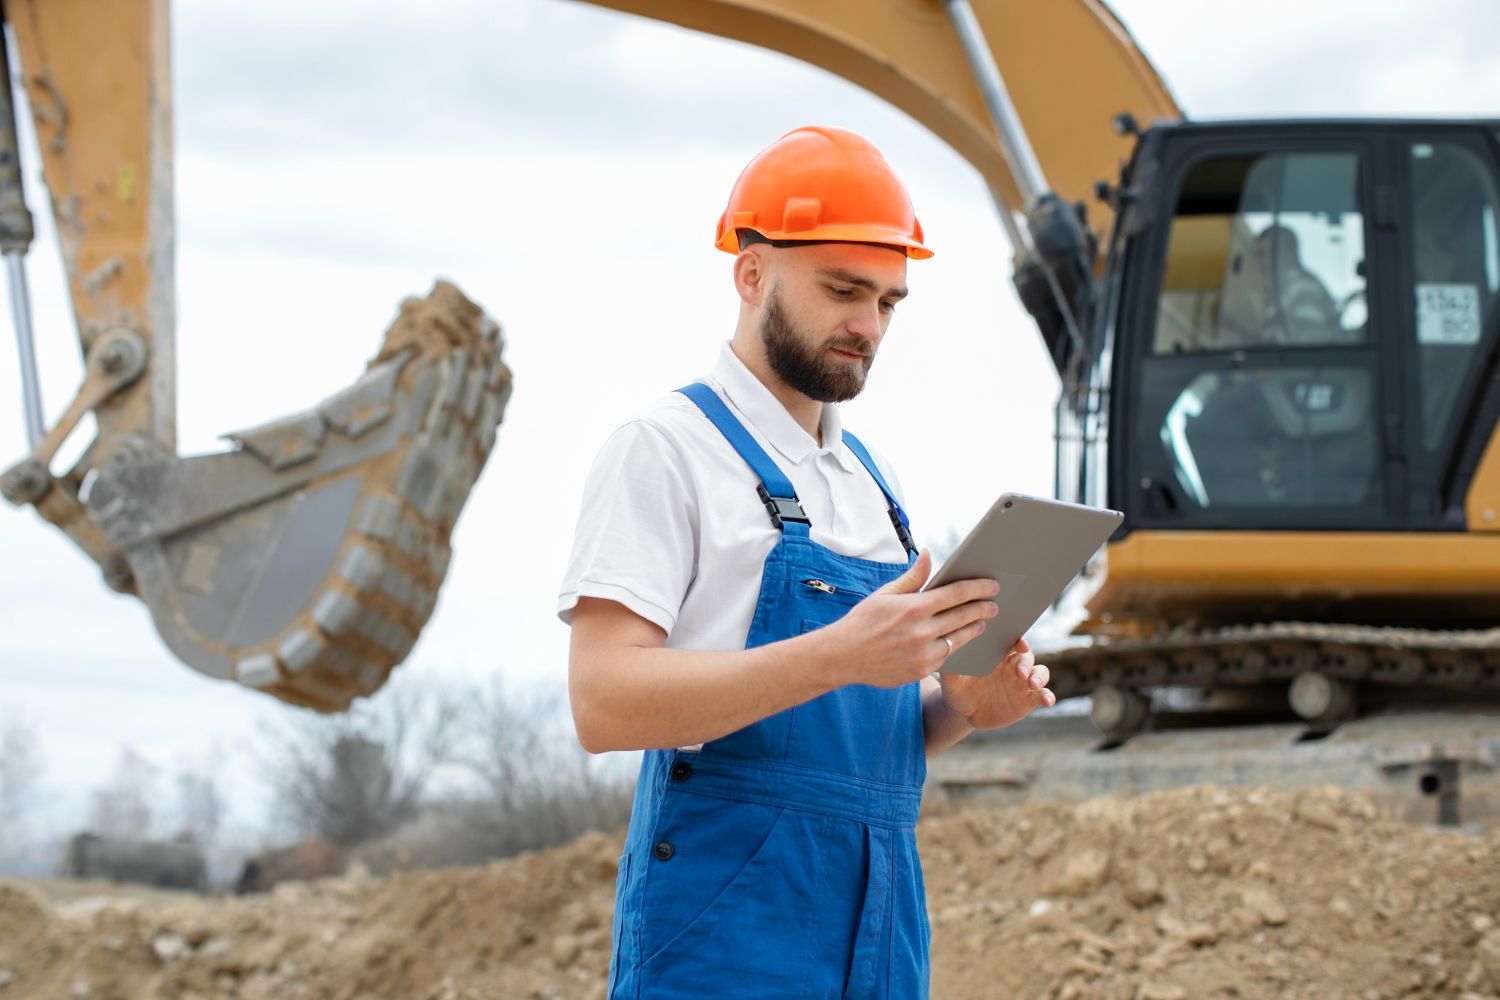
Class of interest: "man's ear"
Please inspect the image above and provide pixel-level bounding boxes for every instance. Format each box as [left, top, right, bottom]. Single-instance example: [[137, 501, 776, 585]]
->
[[733, 246, 768, 307]]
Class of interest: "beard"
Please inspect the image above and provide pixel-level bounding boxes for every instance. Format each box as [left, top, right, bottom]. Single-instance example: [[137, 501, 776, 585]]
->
[[760, 287, 874, 403]]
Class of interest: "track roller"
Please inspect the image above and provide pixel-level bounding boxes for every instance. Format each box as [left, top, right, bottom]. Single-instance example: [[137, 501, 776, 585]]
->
[[1090, 685, 1150, 742], [1289, 670, 1356, 728]]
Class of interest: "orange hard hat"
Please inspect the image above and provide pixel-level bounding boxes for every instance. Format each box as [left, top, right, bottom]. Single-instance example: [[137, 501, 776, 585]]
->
[[714, 125, 933, 259]]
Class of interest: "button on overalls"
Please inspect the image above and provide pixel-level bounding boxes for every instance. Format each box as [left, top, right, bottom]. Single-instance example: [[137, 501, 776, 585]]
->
[[607, 382, 930, 999]]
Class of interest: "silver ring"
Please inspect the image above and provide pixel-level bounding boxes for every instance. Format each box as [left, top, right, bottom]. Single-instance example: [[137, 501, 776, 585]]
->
[[942, 635, 954, 658]]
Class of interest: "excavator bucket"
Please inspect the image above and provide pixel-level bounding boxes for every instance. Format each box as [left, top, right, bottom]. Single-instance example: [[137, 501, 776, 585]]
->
[[0, 2, 517, 710], [80, 282, 512, 710]]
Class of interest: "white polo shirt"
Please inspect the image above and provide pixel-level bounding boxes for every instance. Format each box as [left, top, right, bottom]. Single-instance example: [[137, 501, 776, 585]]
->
[[557, 340, 910, 652]]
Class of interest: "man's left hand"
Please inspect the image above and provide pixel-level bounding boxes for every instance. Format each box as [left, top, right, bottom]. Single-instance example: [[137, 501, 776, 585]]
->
[[937, 637, 1055, 730]]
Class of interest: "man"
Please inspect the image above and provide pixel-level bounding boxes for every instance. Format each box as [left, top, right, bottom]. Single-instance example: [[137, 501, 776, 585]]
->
[[1252, 223, 1350, 346], [559, 125, 1055, 999]]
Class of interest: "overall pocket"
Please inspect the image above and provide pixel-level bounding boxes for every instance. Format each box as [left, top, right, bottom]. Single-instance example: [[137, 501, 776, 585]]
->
[[797, 577, 870, 633], [639, 799, 816, 995], [639, 793, 790, 967]]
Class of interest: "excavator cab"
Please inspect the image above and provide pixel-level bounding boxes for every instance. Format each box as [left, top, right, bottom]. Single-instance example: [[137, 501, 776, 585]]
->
[[1104, 121, 1500, 544]]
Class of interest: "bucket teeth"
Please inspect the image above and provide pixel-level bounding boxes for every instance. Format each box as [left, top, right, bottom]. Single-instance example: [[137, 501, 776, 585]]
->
[[276, 628, 327, 674]]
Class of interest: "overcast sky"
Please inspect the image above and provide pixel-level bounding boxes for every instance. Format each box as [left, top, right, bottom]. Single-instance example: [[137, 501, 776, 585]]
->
[[2, 0, 1498, 848]]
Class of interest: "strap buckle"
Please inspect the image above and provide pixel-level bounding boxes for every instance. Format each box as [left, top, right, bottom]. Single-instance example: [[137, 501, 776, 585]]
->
[[756, 483, 810, 529], [889, 507, 917, 556]]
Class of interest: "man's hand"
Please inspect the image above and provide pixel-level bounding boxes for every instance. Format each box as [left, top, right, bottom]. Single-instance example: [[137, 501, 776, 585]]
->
[[938, 636, 1055, 730], [817, 550, 999, 689]]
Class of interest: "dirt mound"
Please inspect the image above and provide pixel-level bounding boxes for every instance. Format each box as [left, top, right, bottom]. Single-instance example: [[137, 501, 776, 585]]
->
[[921, 785, 1500, 999], [1, 785, 1496, 999]]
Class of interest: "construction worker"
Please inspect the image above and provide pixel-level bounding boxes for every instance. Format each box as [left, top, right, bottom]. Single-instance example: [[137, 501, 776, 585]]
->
[[559, 125, 1055, 998]]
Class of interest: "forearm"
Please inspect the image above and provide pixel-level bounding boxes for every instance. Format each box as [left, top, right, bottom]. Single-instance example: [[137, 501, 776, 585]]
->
[[570, 630, 842, 753], [921, 674, 975, 757]]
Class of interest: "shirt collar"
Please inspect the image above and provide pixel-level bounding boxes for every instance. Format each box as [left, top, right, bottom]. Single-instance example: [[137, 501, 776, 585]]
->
[[707, 341, 862, 474]]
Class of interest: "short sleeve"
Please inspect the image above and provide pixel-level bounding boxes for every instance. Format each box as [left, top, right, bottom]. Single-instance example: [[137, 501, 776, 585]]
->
[[556, 420, 698, 634]]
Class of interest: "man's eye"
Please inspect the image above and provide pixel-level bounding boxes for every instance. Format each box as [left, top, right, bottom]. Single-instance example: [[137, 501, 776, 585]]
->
[[828, 286, 854, 298], [880, 300, 897, 314]]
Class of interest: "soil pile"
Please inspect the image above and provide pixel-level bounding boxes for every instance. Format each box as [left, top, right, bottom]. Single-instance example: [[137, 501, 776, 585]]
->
[[1, 785, 1495, 999]]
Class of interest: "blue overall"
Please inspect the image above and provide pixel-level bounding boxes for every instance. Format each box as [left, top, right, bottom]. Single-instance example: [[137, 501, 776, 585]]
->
[[607, 382, 929, 999]]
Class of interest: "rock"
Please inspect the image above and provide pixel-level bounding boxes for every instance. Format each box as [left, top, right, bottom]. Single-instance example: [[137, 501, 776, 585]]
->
[[1051, 849, 1111, 895], [1241, 886, 1289, 926], [1029, 899, 1053, 918], [1295, 797, 1345, 832], [153, 933, 190, 962], [0, 969, 14, 990], [551, 934, 581, 969], [1126, 869, 1164, 909], [1155, 910, 1218, 946], [1069, 927, 1118, 955], [1140, 939, 1189, 976], [1184, 922, 1219, 946]]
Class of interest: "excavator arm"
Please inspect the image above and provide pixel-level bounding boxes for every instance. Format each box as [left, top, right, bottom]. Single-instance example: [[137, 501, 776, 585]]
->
[[582, 0, 1180, 235], [0, 0, 1175, 709]]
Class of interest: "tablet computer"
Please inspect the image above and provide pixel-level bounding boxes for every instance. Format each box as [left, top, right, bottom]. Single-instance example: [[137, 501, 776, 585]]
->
[[922, 493, 1123, 677]]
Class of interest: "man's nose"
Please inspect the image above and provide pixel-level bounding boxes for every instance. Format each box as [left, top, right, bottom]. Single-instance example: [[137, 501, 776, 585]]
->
[[845, 301, 883, 342]]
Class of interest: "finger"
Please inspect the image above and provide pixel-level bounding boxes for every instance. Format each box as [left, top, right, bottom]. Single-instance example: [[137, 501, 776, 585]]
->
[[1012, 651, 1037, 679], [922, 576, 1000, 613], [879, 549, 931, 596], [939, 618, 987, 656], [1027, 663, 1051, 690], [1014, 636, 1030, 654], [1035, 687, 1057, 708], [930, 598, 998, 637]]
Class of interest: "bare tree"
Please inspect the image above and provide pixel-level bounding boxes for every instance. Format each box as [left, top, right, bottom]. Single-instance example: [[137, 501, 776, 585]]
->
[[88, 748, 160, 839], [258, 678, 465, 845], [176, 768, 223, 844], [450, 678, 634, 858], [0, 715, 42, 841]]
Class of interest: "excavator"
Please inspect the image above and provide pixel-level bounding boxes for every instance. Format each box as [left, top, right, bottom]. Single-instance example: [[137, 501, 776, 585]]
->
[[3, 0, 1498, 750]]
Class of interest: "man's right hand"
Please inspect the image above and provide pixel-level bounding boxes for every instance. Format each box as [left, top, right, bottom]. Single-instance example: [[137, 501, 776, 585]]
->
[[815, 550, 999, 689]]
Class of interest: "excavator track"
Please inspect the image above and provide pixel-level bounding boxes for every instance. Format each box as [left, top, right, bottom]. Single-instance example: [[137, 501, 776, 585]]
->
[[1043, 622, 1500, 736]]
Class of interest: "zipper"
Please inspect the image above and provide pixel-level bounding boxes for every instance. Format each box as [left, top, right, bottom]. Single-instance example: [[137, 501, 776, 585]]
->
[[801, 578, 869, 599]]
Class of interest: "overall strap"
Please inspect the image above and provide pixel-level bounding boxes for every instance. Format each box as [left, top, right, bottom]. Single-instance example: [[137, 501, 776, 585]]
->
[[842, 430, 917, 557], [676, 382, 811, 534]]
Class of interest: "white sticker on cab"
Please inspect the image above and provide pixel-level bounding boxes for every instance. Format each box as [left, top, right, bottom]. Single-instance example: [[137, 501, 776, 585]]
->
[[1416, 283, 1481, 345]]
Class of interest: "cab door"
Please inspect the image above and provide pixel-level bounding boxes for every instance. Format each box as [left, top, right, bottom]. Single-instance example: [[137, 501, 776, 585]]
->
[[1390, 128, 1500, 528], [1111, 129, 1401, 532]]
